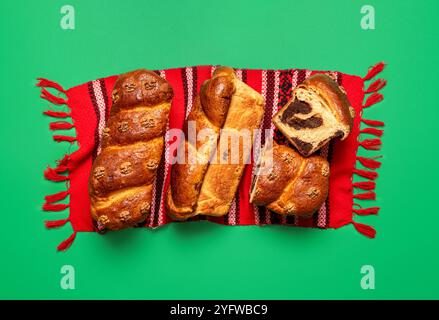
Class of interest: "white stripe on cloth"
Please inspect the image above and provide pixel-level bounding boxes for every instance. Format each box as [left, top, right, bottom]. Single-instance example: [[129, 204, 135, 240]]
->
[[185, 67, 193, 117], [317, 143, 329, 228], [149, 70, 169, 227], [92, 80, 107, 156], [157, 70, 169, 226]]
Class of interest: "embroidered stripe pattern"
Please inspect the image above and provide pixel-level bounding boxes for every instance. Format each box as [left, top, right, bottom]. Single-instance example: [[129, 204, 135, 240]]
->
[[88, 80, 108, 160], [226, 69, 244, 226], [185, 67, 194, 117], [276, 69, 294, 225], [267, 70, 280, 225], [157, 70, 169, 226]]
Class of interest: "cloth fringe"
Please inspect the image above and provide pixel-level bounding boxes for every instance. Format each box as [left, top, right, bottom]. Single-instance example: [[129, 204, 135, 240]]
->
[[44, 110, 71, 118], [363, 62, 385, 81], [353, 181, 376, 190], [360, 138, 382, 150], [353, 191, 376, 200], [45, 218, 69, 228], [360, 128, 383, 137], [365, 78, 387, 93], [38, 78, 77, 251], [354, 168, 378, 180], [351, 62, 386, 239], [45, 190, 69, 203], [357, 156, 381, 169], [50, 121, 74, 131], [352, 221, 376, 238], [57, 232, 77, 251], [42, 203, 69, 211], [362, 118, 384, 127], [353, 206, 380, 216], [53, 135, 77, 143]]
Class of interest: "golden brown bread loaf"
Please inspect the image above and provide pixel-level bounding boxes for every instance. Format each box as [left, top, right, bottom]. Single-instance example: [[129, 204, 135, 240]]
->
[[89, 69, 173, 231], [165, 67, 264, 220], [273, 74, 354, 157], [250, 142, 329, 217]]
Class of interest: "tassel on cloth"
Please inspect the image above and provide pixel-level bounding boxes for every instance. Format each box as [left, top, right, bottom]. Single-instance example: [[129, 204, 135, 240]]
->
[[353, 181, 376, 190], [36, 78, 67, 105], [365, 78, 387, 93], [364, 92, 384, 108], [352, 221, 376, 238], [44, 110, 71, 118], [362, 118, 385, 127], [53, 135, 76, 143], [44, 167, 69, 182], [353, 207, 380, 216], [360, 138, 382, 150], [42, 203, 69, 211], [57, 232, 77, 251], [363, 62, 385, 81], [45, 218, 69, 228], [36, 78, 66, 93], [45, 190, 69, 203], [357, 156, 382, 169], [360, 128, 383, 137], [43, 155, 70, 182], [50, 121, 74, 131], [353, 192, 376, 200], [354, 168, 378, 180], [40, 88, 67, 105], [56, 154, 70, 167]]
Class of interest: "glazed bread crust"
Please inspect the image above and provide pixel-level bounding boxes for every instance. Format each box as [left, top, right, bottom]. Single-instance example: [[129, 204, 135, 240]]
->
[[89, 69, 173, 231], [166, 67, 264, 220], [273, 73, 354, 157], [304, 74, 353, 130], [250, 142, 329, 217]]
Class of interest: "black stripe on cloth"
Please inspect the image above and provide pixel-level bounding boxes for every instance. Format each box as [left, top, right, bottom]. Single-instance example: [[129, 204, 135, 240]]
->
[[257, 70, 276, 225], [297, 69, 306, 85], [269, 70, 282, 225], [285, 69, 296, 225], [88, 82, 100, 161], [242, 69, 247, 84]]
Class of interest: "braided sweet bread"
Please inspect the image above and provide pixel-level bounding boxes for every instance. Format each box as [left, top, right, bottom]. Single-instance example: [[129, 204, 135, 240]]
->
[[165, 67, 264, 220], [89, 69, 173, 231], [250, 142, 329, 217]]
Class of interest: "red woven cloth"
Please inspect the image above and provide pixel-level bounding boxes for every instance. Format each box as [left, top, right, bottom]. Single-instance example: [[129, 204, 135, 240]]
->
[[38, 63, 386, 251]]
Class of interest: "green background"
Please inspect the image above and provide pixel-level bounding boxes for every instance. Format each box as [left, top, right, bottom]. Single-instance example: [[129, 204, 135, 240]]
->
[[0, 0, 437, 299]]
